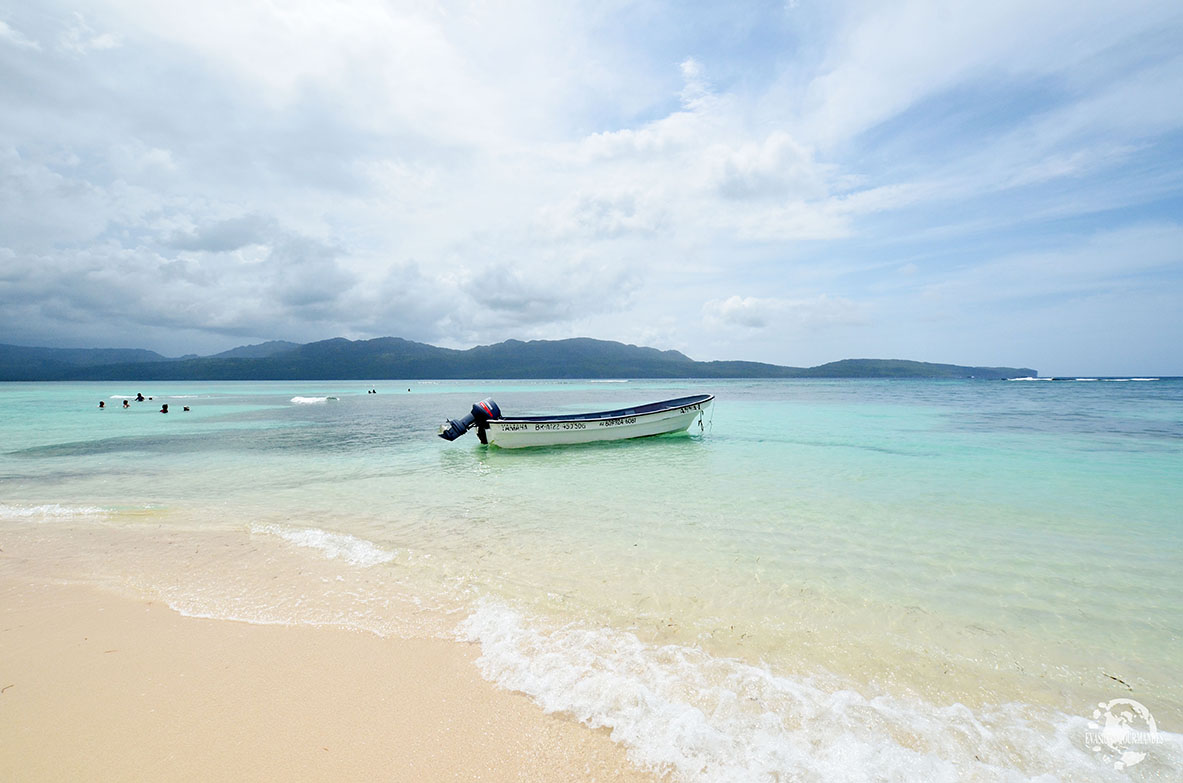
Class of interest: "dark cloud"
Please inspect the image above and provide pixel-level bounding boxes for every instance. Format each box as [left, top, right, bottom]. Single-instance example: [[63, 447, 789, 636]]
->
[[335, 261, 455, 342], [266, 234, 352, 308], [458, 258, 640, 332], [0, 222, 363, 354], [463, 265, 572, 321]]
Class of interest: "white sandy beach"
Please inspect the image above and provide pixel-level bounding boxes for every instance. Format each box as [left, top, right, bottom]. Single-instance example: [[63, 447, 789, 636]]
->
[[0, 576, 659, 782]]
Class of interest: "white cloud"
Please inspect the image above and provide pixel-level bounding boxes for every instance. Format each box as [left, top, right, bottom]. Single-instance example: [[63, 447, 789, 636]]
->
[[565, 61, 845, 246], [710, 131, 826, 201], [704, 294, 870, 331], [918, 222, 1183, 306], [734, 202, 850, 242], [801, 0, 1178, 148], [0, 17, 39, 49], [679, 57, 712, 108], [535, 191, 664, 240], [95, 0, 502, 149], [0, 146, 110, 249], [60, 12, 119, 53], [0, 0, 1179, 372]]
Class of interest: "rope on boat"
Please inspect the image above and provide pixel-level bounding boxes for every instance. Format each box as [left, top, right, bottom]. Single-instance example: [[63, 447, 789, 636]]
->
[[697, 404, 714, 436]]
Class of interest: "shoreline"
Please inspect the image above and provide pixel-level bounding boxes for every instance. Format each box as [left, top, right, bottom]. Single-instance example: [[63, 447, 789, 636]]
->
[[3, 515, 1182, 781], [0, 576, 659, 782]]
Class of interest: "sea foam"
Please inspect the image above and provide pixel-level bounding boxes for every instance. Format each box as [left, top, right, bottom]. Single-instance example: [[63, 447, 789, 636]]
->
[[458, 599, 1181, 783], [290, 396, 337, 404], [250, 523, 396, 567], [0, 503, 108, 521]]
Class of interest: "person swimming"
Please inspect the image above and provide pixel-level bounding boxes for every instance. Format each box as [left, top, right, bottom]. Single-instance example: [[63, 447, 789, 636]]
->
[[122, 400, 129, 409], [160, 403, 168, 413], [136, 393, 145, 402], [98, 400, 105, 409]]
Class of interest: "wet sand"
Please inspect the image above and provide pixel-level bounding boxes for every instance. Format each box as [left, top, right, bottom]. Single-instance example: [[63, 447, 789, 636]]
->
[[0, 577, 659, 782]]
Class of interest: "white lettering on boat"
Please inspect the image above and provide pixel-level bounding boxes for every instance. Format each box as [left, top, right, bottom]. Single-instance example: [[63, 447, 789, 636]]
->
[[599, 416, 638, 427], [532, 421, 588, 431]]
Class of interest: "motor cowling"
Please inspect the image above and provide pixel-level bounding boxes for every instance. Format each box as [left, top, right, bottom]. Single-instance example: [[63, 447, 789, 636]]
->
[[437, 398, 502, 442]]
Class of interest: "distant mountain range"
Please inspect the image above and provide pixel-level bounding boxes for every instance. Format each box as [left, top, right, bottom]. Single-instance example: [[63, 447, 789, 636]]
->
[[0, 338, 1036, 381]]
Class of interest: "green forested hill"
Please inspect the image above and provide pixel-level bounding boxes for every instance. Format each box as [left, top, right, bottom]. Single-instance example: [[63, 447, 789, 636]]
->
[[0, 338, 1036, 380]]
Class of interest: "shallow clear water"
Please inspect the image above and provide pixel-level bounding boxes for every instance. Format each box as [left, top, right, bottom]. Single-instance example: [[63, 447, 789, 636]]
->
[[3, 378, 1181, 781]]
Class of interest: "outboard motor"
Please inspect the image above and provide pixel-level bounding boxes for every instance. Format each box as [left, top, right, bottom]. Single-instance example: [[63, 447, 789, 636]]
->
[[438, 398, 501, 443]]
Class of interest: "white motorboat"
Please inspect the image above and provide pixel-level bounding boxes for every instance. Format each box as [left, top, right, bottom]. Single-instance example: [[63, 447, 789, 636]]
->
[[437, 394, 714, 448]]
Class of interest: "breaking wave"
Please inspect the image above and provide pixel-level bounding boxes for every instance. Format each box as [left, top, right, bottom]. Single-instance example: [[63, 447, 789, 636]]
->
[[457, 599, 1182, 783], [250, 523, 396, 567]]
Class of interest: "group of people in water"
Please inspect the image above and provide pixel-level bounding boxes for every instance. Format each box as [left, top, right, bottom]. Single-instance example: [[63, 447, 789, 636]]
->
[[99, 387, 404, 411], [98, 392, 188, 413]]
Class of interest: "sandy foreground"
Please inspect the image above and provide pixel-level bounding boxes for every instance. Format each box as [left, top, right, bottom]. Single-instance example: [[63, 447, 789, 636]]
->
[[0, 577, 660, 782]]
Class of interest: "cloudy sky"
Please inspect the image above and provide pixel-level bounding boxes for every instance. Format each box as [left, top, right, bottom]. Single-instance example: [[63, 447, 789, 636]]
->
[[1, 1, 1180, 374]]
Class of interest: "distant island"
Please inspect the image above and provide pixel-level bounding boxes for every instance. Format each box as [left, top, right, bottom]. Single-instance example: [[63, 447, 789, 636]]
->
[[0, 338, 1037, 381]]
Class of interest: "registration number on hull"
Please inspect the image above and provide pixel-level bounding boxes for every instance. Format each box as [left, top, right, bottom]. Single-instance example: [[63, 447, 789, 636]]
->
[[597, 416, 638, 427]]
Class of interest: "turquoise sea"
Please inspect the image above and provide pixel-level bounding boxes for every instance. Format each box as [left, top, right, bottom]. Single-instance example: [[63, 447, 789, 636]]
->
[[2, 378, 1181, 781]]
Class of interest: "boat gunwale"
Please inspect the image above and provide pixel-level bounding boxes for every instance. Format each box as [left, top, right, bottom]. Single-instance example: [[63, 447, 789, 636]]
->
[[489, 394, 714, 424]]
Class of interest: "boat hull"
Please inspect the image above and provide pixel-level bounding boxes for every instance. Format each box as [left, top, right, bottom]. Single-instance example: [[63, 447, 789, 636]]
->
[[484, 397, 712, 449]]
